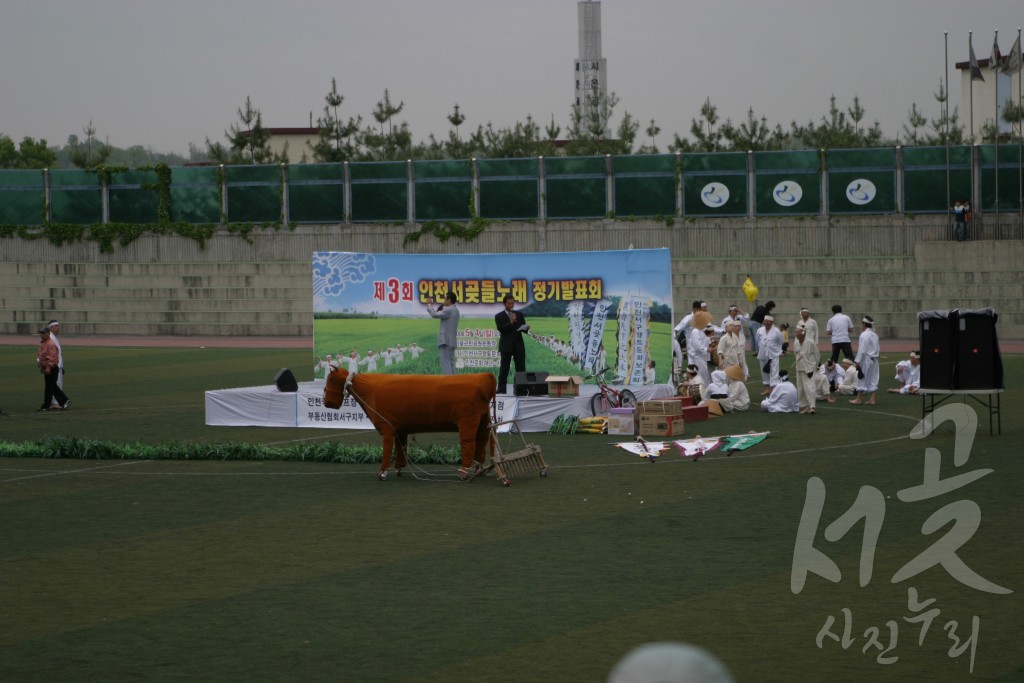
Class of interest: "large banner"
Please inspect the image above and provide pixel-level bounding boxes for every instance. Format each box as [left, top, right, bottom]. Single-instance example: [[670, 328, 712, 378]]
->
[[312, 249, 673, 386]]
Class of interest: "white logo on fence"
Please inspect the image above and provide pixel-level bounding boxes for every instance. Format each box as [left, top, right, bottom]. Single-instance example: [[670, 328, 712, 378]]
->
[[773, 181, 803, 207], [846, 179, 877, 206], [700, 182, 730, 208]]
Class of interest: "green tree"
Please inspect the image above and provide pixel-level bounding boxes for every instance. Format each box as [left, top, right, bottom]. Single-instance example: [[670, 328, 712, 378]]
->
[[566, 86, 628, 155], [362, 89, 412, 160], [206, 96, 284, 164], [722, 107, 789, 151], [902, 103, 929, 145], [921, 82, 965, 145], [310, 78, 363, 162], [670, 97, 725, 152], [0, 134, 18, 168], [68, 120, 112, 168], [791, 94, 884, 149]]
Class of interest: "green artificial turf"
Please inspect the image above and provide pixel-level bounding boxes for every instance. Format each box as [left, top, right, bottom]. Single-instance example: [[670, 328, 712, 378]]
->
[[0, 346, 1021, 682]]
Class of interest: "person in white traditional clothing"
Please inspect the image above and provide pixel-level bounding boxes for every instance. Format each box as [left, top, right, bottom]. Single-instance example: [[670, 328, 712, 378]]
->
[[701, 369, 729, 401], [673, 300, 704, 358], [888, 351, 922, 394], [720, 307, 750, 377], [409, 342, 423, 359], [835, 359, 858, 395], [716, 319, 745, 376], [679, 364, 704, 401], [755, 315, 784, 394], [720, 364, 751, 412], [686, 312, 714, 386], [759, 369, 800, 413], [850, 316, 880, 405], [359, 349, 378, 372], [820, 358, 842, 393], [671, 335, 683, 382], [316, 354, 333, 378], [345, 350, 360, 374], [394, 344, 405, 363], [793, 322, 821, 414], [798, 307, 819, 347], [813, 364, 835, 403]]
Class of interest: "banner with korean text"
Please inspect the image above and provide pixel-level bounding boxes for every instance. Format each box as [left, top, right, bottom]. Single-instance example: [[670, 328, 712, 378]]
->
[[311, 249, 674, 387]]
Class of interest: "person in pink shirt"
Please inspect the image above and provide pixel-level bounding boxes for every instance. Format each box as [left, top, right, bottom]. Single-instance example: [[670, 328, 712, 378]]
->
[[37, 326, 70, 411]]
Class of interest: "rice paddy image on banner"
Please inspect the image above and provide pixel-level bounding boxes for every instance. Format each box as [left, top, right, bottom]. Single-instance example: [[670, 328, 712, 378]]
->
[[312, 249, 674, 385]]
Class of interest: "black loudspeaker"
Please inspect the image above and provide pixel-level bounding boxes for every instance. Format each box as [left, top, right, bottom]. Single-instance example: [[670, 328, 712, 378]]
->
[[919, 311, 956, 390], [274, 368, 298, 392], [955, 308, 1003, 390], [514, 371, 549, 396]]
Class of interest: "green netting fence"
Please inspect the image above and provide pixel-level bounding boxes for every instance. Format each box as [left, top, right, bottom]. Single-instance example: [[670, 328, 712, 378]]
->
[[3, 145, 1022, 227]]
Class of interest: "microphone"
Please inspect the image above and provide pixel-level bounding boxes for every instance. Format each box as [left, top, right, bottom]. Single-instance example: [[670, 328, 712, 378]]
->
[[436, 304, 444, 312]]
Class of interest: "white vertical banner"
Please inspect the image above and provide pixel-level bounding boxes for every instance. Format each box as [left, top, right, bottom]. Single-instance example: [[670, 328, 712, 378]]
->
[[628, 297, 651, 385], [583, 298, 611, 373], [566, 301, 587, 366], [615, 299, 633, 381]]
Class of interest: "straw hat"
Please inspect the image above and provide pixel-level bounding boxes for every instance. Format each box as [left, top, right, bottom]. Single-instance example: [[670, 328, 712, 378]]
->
[[692, 311, 713, 330], [724, 364, 745, 381]]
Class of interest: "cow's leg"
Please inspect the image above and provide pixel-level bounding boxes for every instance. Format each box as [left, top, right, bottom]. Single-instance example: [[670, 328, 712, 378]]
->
[[473, 416, 490, 467], [395, 433, 409, 476], [456, 419, 483, 480], [379, 428, 395, 480]]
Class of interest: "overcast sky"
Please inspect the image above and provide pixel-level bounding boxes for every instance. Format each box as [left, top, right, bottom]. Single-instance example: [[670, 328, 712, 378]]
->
[[2, 0, 1020, 156]]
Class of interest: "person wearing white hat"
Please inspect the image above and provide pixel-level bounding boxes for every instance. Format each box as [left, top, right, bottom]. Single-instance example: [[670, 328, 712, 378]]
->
[[850, 316, 880, 405], [719, 307, 749, 377], [835, 358, 858, 395], [716, 319, 746, 378], [888, 351, 922, 394], [686, 311, 714, 386], [759, 369, 799, 413], [798, 307, 819, 347], [793, 322, 820, 414], [754, 315, 783, 394]]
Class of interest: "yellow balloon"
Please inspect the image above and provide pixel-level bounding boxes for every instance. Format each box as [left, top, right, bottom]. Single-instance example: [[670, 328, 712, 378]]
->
[[742, 277, 759, 303]]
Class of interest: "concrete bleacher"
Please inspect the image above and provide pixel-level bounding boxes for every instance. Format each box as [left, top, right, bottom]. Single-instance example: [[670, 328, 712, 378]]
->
[[0, 220, 1020, 340]]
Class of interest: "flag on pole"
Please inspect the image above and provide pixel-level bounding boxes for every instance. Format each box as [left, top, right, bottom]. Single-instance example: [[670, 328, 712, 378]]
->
[[991, 33, 1002, 69], [1002, 34, 1022, 74], [970, 40, 985, 81]]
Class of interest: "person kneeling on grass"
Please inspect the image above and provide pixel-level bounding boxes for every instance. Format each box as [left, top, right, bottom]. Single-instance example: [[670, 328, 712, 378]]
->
[[759, 369, 799, 413], [888, 351, 922, 395]]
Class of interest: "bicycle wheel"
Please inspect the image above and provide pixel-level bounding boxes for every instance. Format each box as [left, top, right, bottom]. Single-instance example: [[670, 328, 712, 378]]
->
[[618, 389, 637, 409], [591, 392, 611, 416]]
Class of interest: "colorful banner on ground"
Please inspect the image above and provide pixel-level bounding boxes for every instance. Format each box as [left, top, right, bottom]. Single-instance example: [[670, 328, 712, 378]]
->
[[312, 249, 674, 385]]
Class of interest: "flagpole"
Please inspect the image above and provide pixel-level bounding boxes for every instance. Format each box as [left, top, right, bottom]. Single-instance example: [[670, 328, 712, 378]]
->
[[970, 31, 976, 143], [994, 29, 1000, 219], [945, 30, 951, 239]]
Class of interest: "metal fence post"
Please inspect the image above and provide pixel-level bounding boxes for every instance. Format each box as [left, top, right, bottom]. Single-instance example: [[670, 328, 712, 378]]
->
[[746, 150, 755, 218], [605, 154, 614, 217], [280, 163, 289, 226], [407, 159, 415, 224], [538, 156, 547, 222], [675, 152, 683, 217], [343, 161, 351, 223], [471, 157, 480, 217]]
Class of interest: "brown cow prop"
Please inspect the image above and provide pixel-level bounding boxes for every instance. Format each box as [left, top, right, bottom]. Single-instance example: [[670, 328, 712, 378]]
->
[[324, 368, 497, 480]]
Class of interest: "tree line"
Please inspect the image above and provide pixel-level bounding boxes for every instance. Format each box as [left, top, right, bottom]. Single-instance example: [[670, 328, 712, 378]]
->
[[3, 77, 1021, 170]]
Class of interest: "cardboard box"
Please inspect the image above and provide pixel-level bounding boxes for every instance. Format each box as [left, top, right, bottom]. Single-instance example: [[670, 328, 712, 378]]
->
[[546, 375, 582, 398], [676, 395, 695, 407], [639, 414, 685, 437], [682, 405, 709, 423], [637, 399, 685, 416], [608, 407, 636, 435]]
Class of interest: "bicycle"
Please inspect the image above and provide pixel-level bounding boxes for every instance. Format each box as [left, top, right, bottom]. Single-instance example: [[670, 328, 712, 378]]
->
[[584, 367, 637, 416]]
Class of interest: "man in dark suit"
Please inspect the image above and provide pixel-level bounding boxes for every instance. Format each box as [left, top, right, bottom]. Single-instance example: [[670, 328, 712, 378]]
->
[[495, 294, 529, 394]]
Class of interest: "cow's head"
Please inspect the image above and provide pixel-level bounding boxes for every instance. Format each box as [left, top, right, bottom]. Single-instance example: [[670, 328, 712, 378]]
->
[[323, 365, 353, 409]]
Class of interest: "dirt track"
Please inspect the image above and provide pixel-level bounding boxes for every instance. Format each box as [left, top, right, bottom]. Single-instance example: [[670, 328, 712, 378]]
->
[[1, 335, 1020, 353]]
